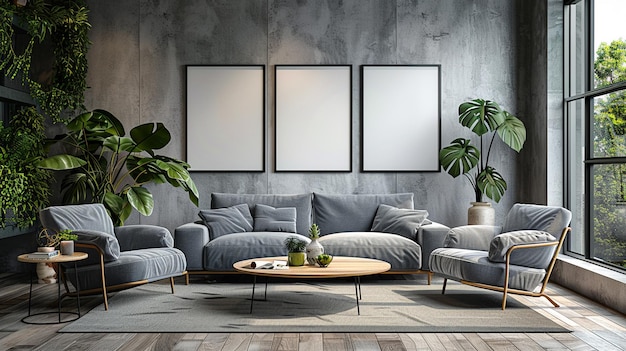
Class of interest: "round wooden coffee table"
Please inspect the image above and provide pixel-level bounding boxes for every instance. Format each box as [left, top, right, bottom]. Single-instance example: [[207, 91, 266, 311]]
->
[[233, 256, 390, 315]]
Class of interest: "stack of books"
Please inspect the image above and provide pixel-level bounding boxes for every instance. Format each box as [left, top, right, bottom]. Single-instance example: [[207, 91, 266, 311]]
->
[[25, 250, 60, 260]]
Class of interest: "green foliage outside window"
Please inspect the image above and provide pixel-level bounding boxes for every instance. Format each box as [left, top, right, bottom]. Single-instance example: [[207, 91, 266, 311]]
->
[[592, 39, 626, 268]]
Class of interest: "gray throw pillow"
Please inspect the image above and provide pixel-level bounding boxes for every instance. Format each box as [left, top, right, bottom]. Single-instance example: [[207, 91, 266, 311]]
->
[[370, 204, 429, 240], [198, 204, 253, 240], [488, 230, 557, 269], [253, 204, 297, 233]]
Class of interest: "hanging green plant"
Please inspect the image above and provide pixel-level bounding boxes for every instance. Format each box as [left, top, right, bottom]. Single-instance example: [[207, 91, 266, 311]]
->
[[0, 0, 90, 122], [0, 107, 51, 229]]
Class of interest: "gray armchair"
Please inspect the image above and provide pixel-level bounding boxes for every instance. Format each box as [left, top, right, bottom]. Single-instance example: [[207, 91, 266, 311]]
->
[[39, 204, 187, 310], [429, 203, 572, 310]]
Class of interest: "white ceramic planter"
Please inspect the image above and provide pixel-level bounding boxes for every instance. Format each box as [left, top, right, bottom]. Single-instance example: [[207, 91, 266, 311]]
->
[[305, 239, 324, 264], [467, 202, 495, 225]]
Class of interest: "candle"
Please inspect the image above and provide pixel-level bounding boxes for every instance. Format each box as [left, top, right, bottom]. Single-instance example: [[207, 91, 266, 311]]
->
[[60, 240, 74, 255]]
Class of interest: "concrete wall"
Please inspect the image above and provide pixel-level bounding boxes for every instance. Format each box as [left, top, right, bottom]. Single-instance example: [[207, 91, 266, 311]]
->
[[81, 0, 543, 233]]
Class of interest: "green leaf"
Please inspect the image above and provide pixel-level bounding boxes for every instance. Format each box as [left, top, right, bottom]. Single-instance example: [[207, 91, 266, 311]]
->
[[458, 99, 505, 136], [496, 111, 527, 152], [93, 109, 125, 136], [103, 136, 136, 153], [103, 192, 126, 217], [130, 122, 171, 153], [38, 155, 86, 170], [439, 138, 480, 177], [127, 186, 154, 216], [477, 166, 507, 203], [165, 162, 191, 181]]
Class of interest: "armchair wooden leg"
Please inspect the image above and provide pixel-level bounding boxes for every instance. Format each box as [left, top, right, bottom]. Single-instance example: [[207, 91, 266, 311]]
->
[[442, 278, 447, 294], [427, 272, 432, 285], [170, 277, 175, 294], [185, 272, 189, 285]]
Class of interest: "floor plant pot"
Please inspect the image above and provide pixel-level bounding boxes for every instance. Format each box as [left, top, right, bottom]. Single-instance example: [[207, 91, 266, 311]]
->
[[306, 239, 324, 264], [468, 202, 495, 225], [287, 252, 306, 266]]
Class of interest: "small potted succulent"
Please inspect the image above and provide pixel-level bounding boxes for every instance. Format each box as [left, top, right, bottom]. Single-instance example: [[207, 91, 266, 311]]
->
[[284, 236, 307, 266], [305, 223, 324, 264]]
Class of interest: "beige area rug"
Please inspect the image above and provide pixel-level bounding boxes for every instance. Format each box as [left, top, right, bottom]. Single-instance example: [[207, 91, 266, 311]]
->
[[60, 278, 569, 333]]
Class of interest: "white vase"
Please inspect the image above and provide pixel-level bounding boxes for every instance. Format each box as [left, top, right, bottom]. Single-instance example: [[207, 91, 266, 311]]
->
[[306, 239, 324, 264], [36, 262, 57, 284], [467, 202, 495, 225]]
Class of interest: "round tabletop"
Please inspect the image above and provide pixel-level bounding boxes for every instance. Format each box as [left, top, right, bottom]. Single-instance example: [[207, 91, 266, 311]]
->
[[17, 252, 88, 264], [233, 256, 391, 279]]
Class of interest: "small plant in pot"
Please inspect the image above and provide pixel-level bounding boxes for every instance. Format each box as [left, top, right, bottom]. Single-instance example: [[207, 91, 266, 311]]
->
[[439, 98, 526, 224], [306, 223, 324, 264], [34, 228, 78, 284], [284, 236, 307, 266]]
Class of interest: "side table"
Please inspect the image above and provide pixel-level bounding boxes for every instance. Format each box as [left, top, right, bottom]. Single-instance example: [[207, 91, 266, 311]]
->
[[17, 252, 88, 324]]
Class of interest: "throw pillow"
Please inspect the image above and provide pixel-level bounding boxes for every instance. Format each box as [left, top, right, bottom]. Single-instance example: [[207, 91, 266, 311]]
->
[[253, 204, 297, 233], [488, 230, 557, 269], [198, 204, 253, 240], [370, 204, 429, 240]]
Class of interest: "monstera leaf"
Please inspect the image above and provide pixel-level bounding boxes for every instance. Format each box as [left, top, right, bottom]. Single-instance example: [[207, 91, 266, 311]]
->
[[439, 138, 480, 178], [458, 99, 505, 136]]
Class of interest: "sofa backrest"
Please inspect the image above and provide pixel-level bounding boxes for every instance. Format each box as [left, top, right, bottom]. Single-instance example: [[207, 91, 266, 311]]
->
[[313, 193, 414, 235], [39, 203, 115, 235], [210, 193, 312, 235]]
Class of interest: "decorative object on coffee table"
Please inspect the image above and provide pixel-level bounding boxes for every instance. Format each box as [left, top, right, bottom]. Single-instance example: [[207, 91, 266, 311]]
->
[[306, 223, 324, 264], [439, 98, 526, 225], [315, 253, 333, 267], [284, 236, 307, 266]]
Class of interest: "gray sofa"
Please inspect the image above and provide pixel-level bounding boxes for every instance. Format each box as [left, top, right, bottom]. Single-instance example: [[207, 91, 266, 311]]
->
[[174, 193, 450, 281]]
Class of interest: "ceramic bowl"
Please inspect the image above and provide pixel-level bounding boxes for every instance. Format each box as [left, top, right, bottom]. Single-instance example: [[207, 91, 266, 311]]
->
[[315, 254, 333, 267]]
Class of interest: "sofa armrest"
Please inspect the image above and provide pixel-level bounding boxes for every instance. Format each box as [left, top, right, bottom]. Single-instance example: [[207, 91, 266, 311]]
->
[[174, 223, 210, 271], [114, 225, 174, 251], [417, 222, 450, 271], [443, 225, 503, 250]]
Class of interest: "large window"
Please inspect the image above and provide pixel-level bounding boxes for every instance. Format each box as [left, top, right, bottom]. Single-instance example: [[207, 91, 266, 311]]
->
[[566, 0, 626, 270]]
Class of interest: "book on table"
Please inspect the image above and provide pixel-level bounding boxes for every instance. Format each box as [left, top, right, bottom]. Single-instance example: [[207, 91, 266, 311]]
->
[[26, 250, 60, 259], [249, 260, 288, 269]]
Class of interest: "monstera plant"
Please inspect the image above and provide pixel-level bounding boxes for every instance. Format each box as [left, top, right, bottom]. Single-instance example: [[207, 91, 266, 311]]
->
[[39, 109, 199, 226], [439, 99, 526, 203]]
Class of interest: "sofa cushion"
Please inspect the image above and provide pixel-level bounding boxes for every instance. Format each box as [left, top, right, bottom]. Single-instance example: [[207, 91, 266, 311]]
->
[[72, 229, 121, 265], [198, 204, 253, 240], [253, 204, 297, 233], [488, 230, 557, 269], [371, 204, 429, 240], [313, 193, 414, 235], [319, 232, 422, 271], [64, 247, 187, 291], [40, 203, 115, 235], [429, 247, 548, 292], [203, 232, 310, 271], [502, 203, 572, 239], [211, 193, 312, 234]]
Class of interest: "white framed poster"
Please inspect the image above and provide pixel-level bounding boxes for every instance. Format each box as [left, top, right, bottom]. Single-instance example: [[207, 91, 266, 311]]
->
[[275, 65, 352, 172], [361, 65, 441, 172], [186, 65, 265, 171]]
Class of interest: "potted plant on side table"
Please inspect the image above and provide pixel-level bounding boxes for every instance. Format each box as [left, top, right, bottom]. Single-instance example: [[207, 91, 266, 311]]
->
[[34, 228, 78, 283], [439, 98, 526, 225], [284, 236, 307, 266]]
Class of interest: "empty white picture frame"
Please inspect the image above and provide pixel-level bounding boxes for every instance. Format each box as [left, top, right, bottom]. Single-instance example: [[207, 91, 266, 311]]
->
[[361, 65, 441, 172], [186, 65, 265, 171], [275, 65, 352, 172]]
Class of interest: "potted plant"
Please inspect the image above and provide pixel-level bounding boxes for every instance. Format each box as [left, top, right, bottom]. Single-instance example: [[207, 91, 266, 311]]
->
[[33, 228, 77, 284], [38, 109, 199, 226], [439, 98, 526, 224], [284, 236, 307, 266], [305, 223, 324, 264]]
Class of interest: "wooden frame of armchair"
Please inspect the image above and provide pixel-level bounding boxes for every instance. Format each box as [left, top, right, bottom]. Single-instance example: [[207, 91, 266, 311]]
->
[[441, 226, 571, 310], [60, 243, 183, 311]]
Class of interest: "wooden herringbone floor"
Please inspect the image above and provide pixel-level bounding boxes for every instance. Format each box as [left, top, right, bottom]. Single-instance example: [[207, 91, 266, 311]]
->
[[0, 273, 625, 350]]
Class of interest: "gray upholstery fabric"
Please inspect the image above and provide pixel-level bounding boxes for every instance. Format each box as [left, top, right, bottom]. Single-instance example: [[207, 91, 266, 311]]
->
[[203, 232, 310, 271], [115, 225, 174, 251], [71, 229, 121, 265], [313, 193, 414, 235], [64, 247, 187, 291], [443, 225, 502, 250], [488, 230, 557, 269], [40, 203, 115, 235], [417, 222, 450, 271], [502, 203, 572, 239], [173, 223, 209, 271], [198, 204, 254, 240], [211, 193, 312, 234], [429, 248, 548, 292], [319, 232, 422, 271], [371, 204, 429, 240], [253, 204, 297, 233]]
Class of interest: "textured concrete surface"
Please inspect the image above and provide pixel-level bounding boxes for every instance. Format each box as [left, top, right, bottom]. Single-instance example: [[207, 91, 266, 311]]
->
[[81, 0, 551, 232]]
